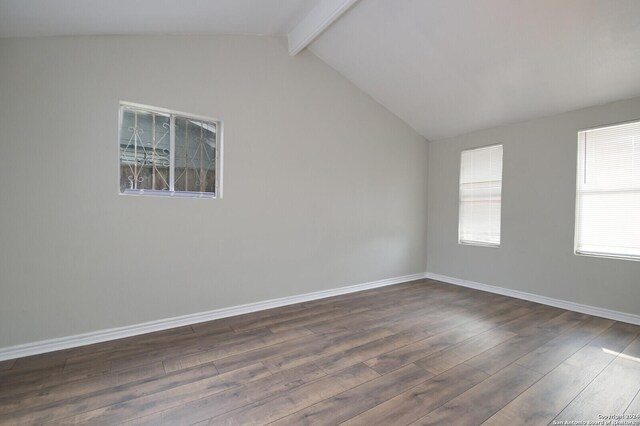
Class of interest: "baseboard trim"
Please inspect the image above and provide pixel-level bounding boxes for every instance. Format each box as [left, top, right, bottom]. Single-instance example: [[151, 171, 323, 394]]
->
[[426, 272, 640, 326], [0, 272, 427, 362]]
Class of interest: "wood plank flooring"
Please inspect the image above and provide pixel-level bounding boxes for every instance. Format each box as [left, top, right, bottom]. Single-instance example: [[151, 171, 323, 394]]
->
[[1, 279, 639, 425]]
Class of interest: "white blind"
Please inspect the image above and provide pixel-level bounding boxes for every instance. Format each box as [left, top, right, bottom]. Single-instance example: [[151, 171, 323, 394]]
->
[[575, 120, 640, 259], [459, 144, 503, 246]]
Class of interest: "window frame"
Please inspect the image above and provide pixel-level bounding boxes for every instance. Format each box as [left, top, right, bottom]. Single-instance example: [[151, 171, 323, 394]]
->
[[573, 119, 640, 262], [118, 101, 224, 199], [458, 143, 504, 248]]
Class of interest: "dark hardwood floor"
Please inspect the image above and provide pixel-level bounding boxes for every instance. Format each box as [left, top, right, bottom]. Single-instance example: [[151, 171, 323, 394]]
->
[[1, 279, 639, 425]]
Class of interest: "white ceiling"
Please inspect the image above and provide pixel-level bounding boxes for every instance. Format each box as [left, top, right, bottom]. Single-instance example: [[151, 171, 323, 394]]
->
[[2, 0, 640, 141], [0, 0, 316, 37], [310, 0, 640, 140]]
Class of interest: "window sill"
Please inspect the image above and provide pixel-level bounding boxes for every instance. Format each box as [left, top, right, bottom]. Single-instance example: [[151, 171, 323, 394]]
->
[[120, 189, 216, 199], [574, 250, 640, 262], [459, 240, 500, 248]]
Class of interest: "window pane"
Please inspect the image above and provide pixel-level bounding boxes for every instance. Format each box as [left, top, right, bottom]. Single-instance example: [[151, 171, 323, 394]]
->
[[459, 145, 503, 246], [577, 191, 640, 257], [174, 117, 217, 194], [119, 108, 171, 192]]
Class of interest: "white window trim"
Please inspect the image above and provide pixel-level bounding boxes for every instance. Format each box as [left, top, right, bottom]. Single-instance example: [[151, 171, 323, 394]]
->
[[118, 101, 224, 199], [573, 119, 640, 262], [458, 143, 503, 248]]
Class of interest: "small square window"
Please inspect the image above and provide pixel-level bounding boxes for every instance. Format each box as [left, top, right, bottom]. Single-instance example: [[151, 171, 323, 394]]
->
[[119, 102, 222, 198]]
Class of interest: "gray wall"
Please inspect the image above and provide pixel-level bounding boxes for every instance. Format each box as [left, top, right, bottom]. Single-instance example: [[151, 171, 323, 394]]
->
[[0, 35, 428, 348], [427, 96, 640, 316]]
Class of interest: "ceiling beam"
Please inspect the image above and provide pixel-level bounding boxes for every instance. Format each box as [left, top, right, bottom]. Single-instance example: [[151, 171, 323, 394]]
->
[[288, 0, 359, 56]]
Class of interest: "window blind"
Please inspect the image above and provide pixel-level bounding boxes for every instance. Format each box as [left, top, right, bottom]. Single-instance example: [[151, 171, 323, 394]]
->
[[575, 120, 640, 260], [459, 144, 503, 246]]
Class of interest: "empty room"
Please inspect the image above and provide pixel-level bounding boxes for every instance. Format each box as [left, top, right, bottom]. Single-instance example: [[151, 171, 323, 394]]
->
[[1, 0, 640, 424]]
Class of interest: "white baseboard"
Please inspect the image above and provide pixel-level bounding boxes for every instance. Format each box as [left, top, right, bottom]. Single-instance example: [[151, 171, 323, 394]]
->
[[426, 272, 640, 326], [0, 272, 427, 362]]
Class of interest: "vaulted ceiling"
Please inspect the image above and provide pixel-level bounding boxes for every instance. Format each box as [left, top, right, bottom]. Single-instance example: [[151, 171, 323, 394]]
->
[[310, 0, 640, 140], [0, 0, 316, 37], [2, 0, 640, 140]]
